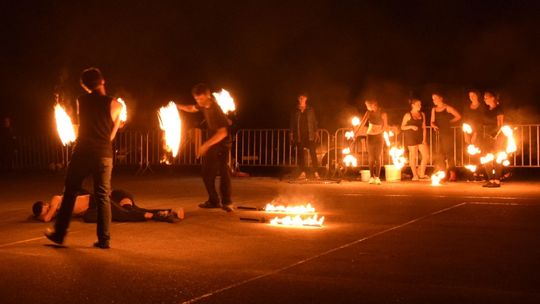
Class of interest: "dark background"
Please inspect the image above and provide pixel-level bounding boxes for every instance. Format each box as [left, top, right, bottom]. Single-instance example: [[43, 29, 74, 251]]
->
[[2, 0, 539, 134]]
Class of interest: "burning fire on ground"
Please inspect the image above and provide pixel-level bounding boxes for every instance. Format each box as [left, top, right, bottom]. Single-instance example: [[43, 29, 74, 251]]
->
[[265, 202, 325, 228]]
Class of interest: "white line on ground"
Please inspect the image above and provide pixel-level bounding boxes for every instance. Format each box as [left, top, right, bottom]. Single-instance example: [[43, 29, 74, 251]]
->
[[181, 202, 467, 304], [467, 201, 522, 206]]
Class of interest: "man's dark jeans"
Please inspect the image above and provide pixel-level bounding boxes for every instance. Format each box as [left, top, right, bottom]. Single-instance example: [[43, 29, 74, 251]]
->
[[296, 140, 319, 173], [54, 151, 112, 243], [201, 144, 232, 205]]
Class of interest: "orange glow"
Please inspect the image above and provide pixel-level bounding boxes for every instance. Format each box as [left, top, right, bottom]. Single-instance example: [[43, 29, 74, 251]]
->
[[345, 130, 355, 140], [464, 164, 477, 172], [351, 117, 360, 127], [343, 154, 358, 167], [264, 203, 316, 214], [467, 144, 481, 155]]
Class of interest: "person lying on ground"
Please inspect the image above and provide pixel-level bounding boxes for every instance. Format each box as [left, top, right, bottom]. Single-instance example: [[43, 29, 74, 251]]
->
[[32, 189, 184, 223]]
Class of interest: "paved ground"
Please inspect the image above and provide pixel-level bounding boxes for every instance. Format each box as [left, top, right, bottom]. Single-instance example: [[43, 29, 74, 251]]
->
[[0, 173, 539, 304]]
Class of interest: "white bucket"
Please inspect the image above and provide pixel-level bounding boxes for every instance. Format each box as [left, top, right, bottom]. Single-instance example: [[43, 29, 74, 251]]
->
[[384, 165, 401, 182], [360, 170, 371, 182]]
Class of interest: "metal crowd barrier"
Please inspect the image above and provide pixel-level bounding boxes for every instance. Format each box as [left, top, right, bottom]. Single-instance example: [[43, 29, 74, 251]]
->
[[4, 124, 539, 171], [234, 129, 331, 169]]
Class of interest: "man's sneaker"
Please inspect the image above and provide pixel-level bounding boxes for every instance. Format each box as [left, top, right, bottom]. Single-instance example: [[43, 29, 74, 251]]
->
[[375, 177, 382, 185], [314, 172, 321, 180], [93, 241, 110, 249], [368, 177, 375, 184], [222, 204, 235, 212], [198, 201, 221, 209], [412, 176, 419, 181], [44, 228, 64, 245], [297, 172, 307, 180], [154, 212, 179, 223]]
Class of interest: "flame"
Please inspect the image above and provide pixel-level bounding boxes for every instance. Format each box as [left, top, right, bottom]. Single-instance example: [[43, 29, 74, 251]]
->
[[467, 144, 481, 155], [342, 147, 351, 154], [158, 101, 182, 157], [345, 130, 355, 140], [389, 147, 407, 169], [500, 125, 517, 153], [462, 123, 473, 134], [117, 97, 128, 122], [480, 153, 494, 164], [54, 103, 77, 146], [464, 164, 477, 172], [351, 117, 360, 127], [343, 154, 358, 167], [265, 203, 315, 214], [212, 89, 236, 114], [431, 170, 446, 186], [496, 152, 508, 164], [270, 214, 325, 227], [502, 160, 510, 167]]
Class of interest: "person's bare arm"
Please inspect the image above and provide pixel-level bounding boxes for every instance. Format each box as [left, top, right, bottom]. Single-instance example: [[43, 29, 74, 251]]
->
[[40, 195, 62, 222], [401, 113, 411, 130], [381, 112, 389, 131], [422, 112, 427, 144], [430, 108, 438, 130], [177, 105, 199, 113], [447, 106, 462, 123], [110, 98, 123, 141], [197, 127, 228, 158], [497, 114, 504, 128]]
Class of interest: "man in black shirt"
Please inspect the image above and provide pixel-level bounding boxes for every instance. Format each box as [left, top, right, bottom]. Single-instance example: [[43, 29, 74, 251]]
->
[[178, 84, 233, 212], [44, 68, 123, 248]]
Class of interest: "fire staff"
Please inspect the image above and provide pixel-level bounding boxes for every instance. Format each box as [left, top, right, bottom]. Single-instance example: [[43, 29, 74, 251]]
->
[[44, 68, 123, 249]]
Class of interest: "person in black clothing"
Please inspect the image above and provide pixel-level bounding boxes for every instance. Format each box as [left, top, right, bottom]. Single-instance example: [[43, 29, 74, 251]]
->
[[401, 99, 429, 180], [358, 99, 388, 185], [430, 92, 461, 181], [462, 90, 485, 146], [44, 68, 123, 249], [482, 91, 505, 188], [33, 189, 183, 223], [177, 83, 234, 212], [289, 92, 320, 179]]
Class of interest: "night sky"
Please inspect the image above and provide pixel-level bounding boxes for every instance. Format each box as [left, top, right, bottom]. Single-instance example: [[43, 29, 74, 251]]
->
[[2, 1, 539, 133]]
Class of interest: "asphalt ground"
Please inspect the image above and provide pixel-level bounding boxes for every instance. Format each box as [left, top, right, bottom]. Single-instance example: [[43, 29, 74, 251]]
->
[[0, 174, 539, 304]]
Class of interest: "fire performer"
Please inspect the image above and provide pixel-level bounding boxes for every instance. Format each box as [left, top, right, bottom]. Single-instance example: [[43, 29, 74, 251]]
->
[[462, 90, 485, 180], [358, 99, 388, 185], [289, 92, 320, 180], [177, 84, 234, 212], [401, 99, 429, 180], [430, 92, 461, 181], [482, 91, 505, 188], [44, 68, 123, 249], [462, 90, 485, 146]]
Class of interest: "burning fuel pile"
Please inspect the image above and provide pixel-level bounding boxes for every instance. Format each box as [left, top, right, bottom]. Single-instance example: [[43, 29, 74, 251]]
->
[[239, 201, 325, 228]]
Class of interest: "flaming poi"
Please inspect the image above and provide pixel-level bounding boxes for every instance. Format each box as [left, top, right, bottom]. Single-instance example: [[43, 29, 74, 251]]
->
[[343, 154, 358, 167], [431, 170, 446, 186], [464, 165, 477, 172], [344, 130, 355, 140], [158, 101, 182, 158], [462, 123, 473, 134], [351, 116, 360, 127], [117, 97, 128, 122], [54, 103, 77, 146], [467, 144, 481, 155], [212, 89, 236, 114]]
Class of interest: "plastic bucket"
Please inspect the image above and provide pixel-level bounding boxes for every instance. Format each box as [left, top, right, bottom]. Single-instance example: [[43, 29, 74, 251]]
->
[[360, 170, 371, 182], [384, 165, 401, 182]]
